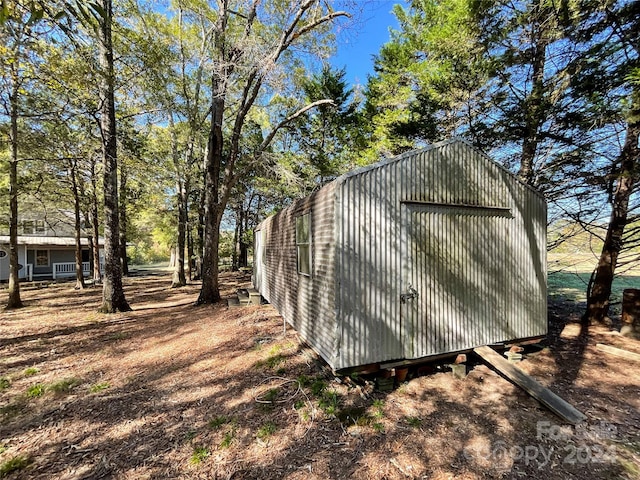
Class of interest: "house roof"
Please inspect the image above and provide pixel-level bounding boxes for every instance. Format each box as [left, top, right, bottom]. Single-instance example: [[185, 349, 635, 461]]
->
[[0, 236, 104, 247]]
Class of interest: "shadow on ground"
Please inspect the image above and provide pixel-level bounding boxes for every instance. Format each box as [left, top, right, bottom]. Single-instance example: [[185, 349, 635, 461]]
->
[[0, 273, 637, 479]]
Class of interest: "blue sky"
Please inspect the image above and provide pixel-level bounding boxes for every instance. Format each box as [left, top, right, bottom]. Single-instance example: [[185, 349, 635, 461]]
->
[[330, 1, 402, 88]]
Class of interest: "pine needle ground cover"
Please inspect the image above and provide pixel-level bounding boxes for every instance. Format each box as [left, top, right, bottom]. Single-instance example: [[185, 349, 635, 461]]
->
[[0, 270, 638, 479]]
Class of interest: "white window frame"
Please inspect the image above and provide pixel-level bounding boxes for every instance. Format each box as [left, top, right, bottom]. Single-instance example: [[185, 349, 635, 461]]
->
[[0, 248, 7, 259], [35, 220, 46, 234], [23, 220, 34, 234], [295, 213, 312, 276], [35, 249, 50, 267]]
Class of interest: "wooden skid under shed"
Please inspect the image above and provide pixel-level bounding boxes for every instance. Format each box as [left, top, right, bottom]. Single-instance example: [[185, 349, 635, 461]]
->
[[474, 345, 587, 425], [596, 343, 640, 362]]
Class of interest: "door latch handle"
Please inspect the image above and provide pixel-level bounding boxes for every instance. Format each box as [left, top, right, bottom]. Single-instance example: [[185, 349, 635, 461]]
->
[[400, 285, 418, 303]]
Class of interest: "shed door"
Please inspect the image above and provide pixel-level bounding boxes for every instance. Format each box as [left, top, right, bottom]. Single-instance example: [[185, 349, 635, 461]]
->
[[401, 203, 511, 359]]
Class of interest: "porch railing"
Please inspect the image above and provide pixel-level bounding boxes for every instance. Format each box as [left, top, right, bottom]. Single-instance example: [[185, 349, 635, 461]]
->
[[52, 262, 90, 279]]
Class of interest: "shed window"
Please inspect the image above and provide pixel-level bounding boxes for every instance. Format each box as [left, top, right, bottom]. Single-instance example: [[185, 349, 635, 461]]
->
[[36, 249, 49, 267], [295, 213, 311, 276], [0, 249, 7, 259]]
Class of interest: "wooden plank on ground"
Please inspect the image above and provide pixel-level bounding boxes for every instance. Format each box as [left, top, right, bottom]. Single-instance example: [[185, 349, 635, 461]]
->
[[473, 345, 587, 425], [596, 343, 640, 362]]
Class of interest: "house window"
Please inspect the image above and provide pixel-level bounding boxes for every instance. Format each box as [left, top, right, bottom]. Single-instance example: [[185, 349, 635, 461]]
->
[[36, 249, 49, 266], [295, 213, 311, 276], [23, 220, 34, 234], [0, 248, 7, 259], [35, 220, 45, 234]]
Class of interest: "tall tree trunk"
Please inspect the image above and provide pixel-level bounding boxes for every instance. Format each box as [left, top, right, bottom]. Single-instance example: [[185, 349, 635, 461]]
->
[[119, 157, 129, 276], [239, 242, 248, 269], [187, 226, 193, 281], [194, 190, 204, 281], [172, 177, 188, 287], [70, 160, 86, 290], [517, 1, 549, 185], [98, 0, 130, 313], [584, 112, 640, 324], [87, 231, 96, 281], [196, 67, 226, 304], [196, 5, 229, 305], [238, 207, 248, 268], [186, 178, 194, 281], [90, 159, 102, 283], [239, 232, 248, 269], [194, 1, 347, 303], [78, 173, 96, 286], [7, 77, 23, 309], [241, 199, 252, 268], [232, 209, 239, 271], [170, 116, 187, 287]]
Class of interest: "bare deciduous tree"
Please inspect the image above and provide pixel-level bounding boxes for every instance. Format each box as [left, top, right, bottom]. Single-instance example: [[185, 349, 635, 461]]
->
[[197, 0, 349, 304]]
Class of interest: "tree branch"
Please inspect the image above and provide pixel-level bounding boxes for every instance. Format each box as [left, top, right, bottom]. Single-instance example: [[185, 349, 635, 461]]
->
[[259, 99, 334, 153]]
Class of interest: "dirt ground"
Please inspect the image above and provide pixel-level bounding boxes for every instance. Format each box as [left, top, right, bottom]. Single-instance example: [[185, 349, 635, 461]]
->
[[1, 270, 639, 479]]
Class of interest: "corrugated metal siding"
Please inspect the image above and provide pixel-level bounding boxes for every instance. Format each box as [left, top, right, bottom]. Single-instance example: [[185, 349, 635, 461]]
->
[[503, 172, 547, 340], [336, 140, 546, 368], [337, 166, 404, 368], [403, 204, 515, 357], [256, 183, 339, 368], [256, 139, 546, 371]]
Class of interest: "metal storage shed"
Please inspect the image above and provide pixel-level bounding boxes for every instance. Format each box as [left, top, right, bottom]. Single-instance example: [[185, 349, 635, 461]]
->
[[253, 139, 547, 371]]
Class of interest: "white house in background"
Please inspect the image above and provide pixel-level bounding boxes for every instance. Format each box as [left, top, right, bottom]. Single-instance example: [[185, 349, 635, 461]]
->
[[0, 213, 103, 282]]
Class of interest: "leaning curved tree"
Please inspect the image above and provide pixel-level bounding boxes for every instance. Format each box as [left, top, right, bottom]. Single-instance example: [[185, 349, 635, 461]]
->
[[196, 0, 350, 305]]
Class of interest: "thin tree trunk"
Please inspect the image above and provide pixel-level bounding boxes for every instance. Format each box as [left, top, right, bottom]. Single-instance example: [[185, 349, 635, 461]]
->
[[584, 114, 639, 324], [241, 199, 252, 268], [517, 1, 549, 185], [81, 205, 94, 280], [239, 236, 248, 269], [70, 160, 86, 290], [232, 209, 239, 271], [119, 157, 129, 276], [238, 207, 248, 268], [187, 227, 193, 281], [186, 178, 194, 281], [170, 115, 187, 287], [90, 162, 102, 282], [239, 243, 248, 269], [98, 0, 130, 313], [7, 76, 23, 309], [87, 231, 96, 281], [194, 190, 204, 281], [172, 177, 188, 287], [78, 173, 96, 286]]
